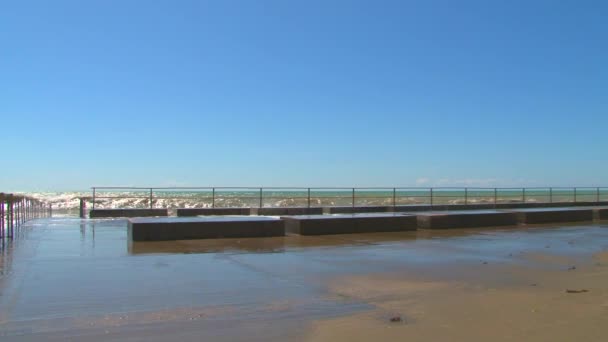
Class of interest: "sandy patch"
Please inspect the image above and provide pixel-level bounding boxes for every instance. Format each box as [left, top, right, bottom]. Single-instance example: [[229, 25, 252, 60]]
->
[[308, 258, 608, 341]]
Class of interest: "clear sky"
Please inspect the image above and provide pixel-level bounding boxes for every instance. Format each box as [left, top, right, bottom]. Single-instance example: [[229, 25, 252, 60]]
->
[[1, 0, 607, 191]]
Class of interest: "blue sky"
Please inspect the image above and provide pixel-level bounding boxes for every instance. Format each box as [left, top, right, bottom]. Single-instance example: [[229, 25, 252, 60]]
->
[[1, 0, 607, 191]]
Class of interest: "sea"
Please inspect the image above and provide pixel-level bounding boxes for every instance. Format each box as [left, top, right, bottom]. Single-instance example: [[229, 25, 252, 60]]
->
[[15, 188, 607, 215]]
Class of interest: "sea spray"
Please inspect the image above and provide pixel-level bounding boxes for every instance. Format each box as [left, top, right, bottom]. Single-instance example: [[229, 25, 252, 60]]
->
[[16, 189, 601, 211]]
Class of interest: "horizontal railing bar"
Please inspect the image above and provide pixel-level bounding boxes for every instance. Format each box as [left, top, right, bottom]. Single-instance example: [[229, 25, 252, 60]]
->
[[92, 186, 608, 190]]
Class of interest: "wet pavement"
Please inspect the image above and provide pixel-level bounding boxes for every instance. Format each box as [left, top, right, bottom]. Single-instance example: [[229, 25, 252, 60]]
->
[[1, 218, 608, 341]]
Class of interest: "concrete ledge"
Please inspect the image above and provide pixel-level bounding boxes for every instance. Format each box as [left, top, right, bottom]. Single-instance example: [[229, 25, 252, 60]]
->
[[394, 204, 497, 212], [257, 207, 323, 216], [128, 217, 284, 241], [393, 205, 438, 212], [392, 201, 608, 212], [593, 208, 608, 220], [176, 208, 251, 216], [90, 209, 168, 218], [494, 202, 591, 209], [396, 204, 545, 212], [444, 204, 495, 210], [327, 206, 392, 214], [281, 213, 417, 235], [571, 201, 608, 207], [513, 208, 594, 224], [416, 210, 518, 229]]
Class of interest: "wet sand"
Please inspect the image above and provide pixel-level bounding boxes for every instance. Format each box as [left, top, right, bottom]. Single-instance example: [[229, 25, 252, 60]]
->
[[310, 252, 608, 341], [1, 218, 607, 341]]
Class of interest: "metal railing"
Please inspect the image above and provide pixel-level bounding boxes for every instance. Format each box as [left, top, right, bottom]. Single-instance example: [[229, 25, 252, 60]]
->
[[85, 186, 608, 213], [1, 193, 52, 239]]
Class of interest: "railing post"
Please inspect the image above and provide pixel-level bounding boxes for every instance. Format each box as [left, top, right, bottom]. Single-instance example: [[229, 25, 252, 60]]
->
[[212, 188, 215, 208], [307, 188, 311, 208], [259, 188, 263, 208], [430, 188, 434, 206], [352, 188, 355, 207], [79, 198, 85, 218], [1, 198, 4, 239], [392, 188, 396, 207], [92, 188, 96, 210], [549, 187, 553, 203], [6, 200, 9, 238], [9, 201, 13, 238], [464, 188, 468, 205], [149, 188, 154, 209], [522, 188, 526, 203], [597, 187, 601, 203], [574, 187, 577, 203], [494, 188, 497, 205]]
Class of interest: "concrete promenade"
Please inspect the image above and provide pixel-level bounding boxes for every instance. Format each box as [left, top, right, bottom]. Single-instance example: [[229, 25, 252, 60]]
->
[[90, 201, 608, 218], [2, 218, 608, 341]]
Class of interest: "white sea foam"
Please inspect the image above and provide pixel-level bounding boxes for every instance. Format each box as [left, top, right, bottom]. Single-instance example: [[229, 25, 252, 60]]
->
[[14, 190, 578, 211]]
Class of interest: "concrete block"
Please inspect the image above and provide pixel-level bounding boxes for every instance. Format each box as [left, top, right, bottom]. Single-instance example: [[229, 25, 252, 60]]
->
[[445, 204, 496, 211], [327, 206, 392, 214], [128, 216, 284, 241], [416, 210, 518, 229], [495, 203, 561, 209], [593, 207, 608, 220], [257, 207, 323, 216], [573, 201, 608, 207], [281, 213, 417, 235], [512, 208, 593, 224], [90, 209, 168, 218], [176, 208, 251, 216]]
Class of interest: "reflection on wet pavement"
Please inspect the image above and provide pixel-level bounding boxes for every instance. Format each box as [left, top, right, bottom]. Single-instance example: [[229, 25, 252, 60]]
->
[[1, 218, 607, 340]]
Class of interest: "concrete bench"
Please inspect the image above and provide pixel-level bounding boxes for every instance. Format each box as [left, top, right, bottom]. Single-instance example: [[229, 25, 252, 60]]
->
[[90, 209, 168, 218], [327, 206, 393, 214], [593, 207, 608, 220], [394, 204, 495, 212], [128, 216, 284, 241], [416, 210, 518, 229], [512, 208, 593, 224], [176, 208, 251, 216], [281, 213, 417, 235], [256, 207, 323, 216]]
